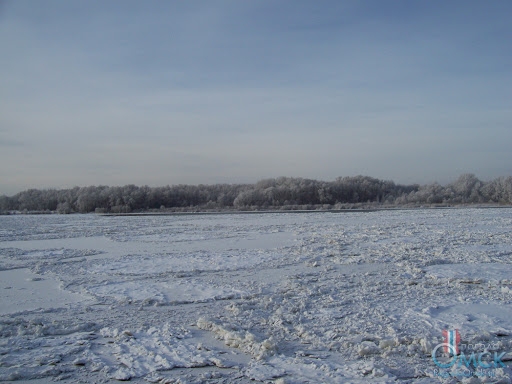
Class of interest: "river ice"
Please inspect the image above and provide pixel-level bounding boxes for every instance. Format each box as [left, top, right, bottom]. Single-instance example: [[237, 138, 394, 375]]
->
[[1, 208, 512, 383]]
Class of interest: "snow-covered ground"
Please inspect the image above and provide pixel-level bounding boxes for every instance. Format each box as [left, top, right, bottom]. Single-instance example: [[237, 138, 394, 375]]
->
[[1, 209, 512, 383]]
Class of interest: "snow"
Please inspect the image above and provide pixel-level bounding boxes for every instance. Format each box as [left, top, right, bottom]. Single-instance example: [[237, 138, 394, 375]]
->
[[1, 208, 512, 383], [87, 281, 246, 305], [0, 268, 91, 315], [426, 263, 512, 283]]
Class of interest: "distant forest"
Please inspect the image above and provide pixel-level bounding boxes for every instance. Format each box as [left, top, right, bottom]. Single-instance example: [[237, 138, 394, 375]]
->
[[1, 174, 511, 214]]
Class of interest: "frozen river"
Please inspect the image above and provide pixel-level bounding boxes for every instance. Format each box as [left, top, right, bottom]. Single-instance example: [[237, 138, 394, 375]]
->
[[1, 209, 512, 383]]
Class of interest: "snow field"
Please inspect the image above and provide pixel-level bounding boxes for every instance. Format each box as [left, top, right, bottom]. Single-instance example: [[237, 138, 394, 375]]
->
[[1, 209, 512, 382]]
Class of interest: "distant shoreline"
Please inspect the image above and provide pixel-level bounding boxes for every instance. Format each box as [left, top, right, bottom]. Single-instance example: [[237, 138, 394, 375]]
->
[[2, 174, 511, 214], [101, 205, 512, 216], [3, 204, 510, 217]]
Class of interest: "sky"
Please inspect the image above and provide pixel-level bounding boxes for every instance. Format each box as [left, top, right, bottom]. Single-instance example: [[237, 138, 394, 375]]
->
[[0, 0, 511, 195]]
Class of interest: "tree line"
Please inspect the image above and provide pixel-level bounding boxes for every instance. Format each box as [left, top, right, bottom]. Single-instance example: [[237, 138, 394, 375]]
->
[[0, 174, 511, 214]]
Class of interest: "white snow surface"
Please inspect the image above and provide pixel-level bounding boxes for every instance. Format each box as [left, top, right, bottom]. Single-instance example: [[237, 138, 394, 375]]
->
[[1, 208, 512, 383]]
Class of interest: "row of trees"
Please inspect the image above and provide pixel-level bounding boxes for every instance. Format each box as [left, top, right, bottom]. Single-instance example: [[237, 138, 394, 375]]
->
[[0, 174, 511, 214]]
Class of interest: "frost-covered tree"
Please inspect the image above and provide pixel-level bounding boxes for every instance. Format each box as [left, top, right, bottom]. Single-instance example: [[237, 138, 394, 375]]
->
[[2, 173, 510, 213], [0, 195, 13, 212], [450, 174, 482, 203]]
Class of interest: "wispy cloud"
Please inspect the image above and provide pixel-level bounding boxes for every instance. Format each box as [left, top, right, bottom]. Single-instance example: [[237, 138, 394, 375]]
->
[[0, 0, 511, 194]]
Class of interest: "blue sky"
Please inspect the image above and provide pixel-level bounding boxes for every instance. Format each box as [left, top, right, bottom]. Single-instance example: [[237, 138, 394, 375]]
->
[[1, 0, 511, 194]]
